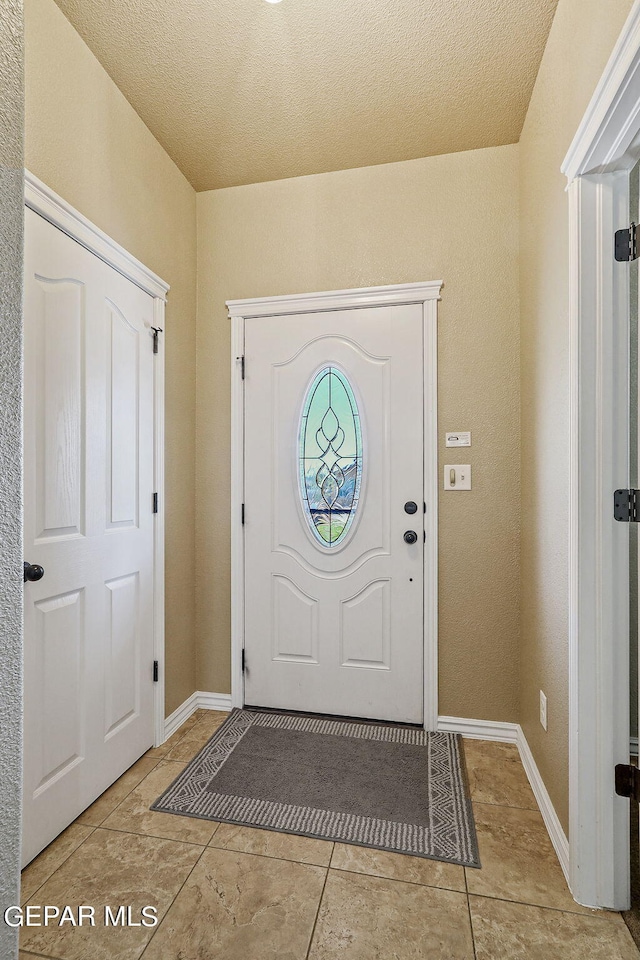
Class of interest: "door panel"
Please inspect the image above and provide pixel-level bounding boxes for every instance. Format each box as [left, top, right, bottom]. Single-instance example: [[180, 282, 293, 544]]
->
[[107, 301, 139, 527], [35, 279, 84, 540], [340, 579, 390, 669], [32, 589, 84, 793], [22, 209, 156, 866], [244, 305, 424, 723]]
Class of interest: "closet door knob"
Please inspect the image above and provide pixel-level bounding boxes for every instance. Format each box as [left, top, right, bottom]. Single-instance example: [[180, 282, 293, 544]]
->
[[403, 531, 418, 545], [24, 562, 45, 583]]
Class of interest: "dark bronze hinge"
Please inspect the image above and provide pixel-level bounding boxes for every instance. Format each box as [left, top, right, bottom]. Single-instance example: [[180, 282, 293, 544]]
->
[[153, 660, 159, 683], [615, 223, 638, 262], [614, 489, 640, 522], [152, 492, 159, 514], [151, 326, 163, 354], [615, 763, 640, 802], [241, 649, 246, 673]]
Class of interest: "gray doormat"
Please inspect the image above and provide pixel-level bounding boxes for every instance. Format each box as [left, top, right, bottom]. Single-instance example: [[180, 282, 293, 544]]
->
[[151, 708, 480, 867]]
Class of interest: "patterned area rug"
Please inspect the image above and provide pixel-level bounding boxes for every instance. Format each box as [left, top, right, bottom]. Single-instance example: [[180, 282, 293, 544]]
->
[[151, 708, 480, 867]]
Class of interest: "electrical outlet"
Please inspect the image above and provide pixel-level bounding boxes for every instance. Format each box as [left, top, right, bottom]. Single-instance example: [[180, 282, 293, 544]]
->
[[539, 690, 548, 731]]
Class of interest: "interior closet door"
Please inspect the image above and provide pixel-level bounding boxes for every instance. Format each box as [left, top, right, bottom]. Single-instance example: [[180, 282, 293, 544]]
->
[[22, 209, 156, 866], [243, 304, 425, 724]]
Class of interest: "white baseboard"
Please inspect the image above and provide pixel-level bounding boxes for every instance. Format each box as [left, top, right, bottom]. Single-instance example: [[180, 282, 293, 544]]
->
[[163, 691, 232, 741], [196, 691, 233, 713], [439, 714, 570, 888], [163, 692, 199, 741], [437, 715, 519, 743], [516, 727, 570, 885]]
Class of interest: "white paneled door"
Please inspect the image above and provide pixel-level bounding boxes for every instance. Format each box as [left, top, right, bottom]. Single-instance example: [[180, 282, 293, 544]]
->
[[22, 209, 156, 866], [244, 305, 425, 723]]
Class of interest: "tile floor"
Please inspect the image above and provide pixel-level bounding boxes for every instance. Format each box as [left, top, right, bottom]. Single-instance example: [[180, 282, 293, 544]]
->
[[18, 710, 640, 959]]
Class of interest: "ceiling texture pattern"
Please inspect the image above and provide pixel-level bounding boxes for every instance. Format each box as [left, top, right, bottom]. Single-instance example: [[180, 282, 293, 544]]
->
[[54, 0, 558, 191]]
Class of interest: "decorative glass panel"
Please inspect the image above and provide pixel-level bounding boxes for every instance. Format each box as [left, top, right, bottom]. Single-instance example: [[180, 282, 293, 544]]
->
[[298, 366, 363, 547]]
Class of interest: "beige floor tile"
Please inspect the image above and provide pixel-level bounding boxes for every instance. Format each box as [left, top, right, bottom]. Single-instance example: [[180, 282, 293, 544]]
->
[[210, 823, 333, 865], [76, 756, 159, 826], [142, 846, 326, 960], [162, 726, 217, 762], [146, 714, 203, 758], [308, 869, 474, 959], [194, 710, 230, 732], [143, 745, 169, 759], [100, 760, 218, 845], [469, 895, 639, 959], [19, 829, 203, 960], [462, 738, 520, 762], [161, 739, 204, 763], [463, 747, 537, 809], [467, 803, 612, 915], [21, 823, 95, 903], [330, 842, 466, 891]]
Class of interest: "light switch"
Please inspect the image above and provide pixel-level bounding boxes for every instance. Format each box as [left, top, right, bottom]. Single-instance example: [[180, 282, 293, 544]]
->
[[444, 465, 472, 490]]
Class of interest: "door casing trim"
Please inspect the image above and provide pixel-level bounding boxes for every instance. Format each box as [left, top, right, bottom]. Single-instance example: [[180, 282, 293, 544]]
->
[[227, 282, 442, 729], [562, 0, 640, 910], [25, 170, 169, 748]]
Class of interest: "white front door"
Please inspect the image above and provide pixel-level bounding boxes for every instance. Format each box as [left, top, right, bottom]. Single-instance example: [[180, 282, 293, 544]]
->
[[22, 209, 156, 866], [244, 304, 425, 723]]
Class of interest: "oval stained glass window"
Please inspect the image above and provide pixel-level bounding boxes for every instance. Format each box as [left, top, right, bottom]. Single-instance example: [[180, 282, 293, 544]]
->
[[298, 366, 363, 547]]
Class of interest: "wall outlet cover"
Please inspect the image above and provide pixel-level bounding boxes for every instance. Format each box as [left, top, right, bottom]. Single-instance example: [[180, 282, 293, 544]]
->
[[539, 690, 548, 731]]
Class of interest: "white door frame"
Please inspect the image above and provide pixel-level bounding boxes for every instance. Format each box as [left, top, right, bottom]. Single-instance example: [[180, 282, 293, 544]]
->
[[227, 281, 442, 729], [562, 2, 640, 910], [24, 171, 169, 748]]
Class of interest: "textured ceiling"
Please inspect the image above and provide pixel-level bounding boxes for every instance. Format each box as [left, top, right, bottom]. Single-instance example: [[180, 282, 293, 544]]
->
[[54, 0, 558, 191]]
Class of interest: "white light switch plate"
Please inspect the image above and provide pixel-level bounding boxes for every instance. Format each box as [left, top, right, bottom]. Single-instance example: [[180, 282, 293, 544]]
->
[[444, 465, 472, 490], [445, 431, 471, 447]]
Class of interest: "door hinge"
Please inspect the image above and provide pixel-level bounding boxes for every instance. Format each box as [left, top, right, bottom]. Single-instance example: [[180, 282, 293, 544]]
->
[[614, 488, 640, 522], [242, 648, 246, 673], [151, 326, 163, 354], [615, 763, 640, 801], [615, 223, 638, 262], [152, 492, 159, 514], [241, 503, 245, 525], [237, 355, 245, 379], [153, 660, 159, 683]]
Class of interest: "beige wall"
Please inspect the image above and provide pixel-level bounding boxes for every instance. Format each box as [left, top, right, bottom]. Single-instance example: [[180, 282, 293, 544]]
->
[[196, 144, 521, 721], [25, 0, 198, 715], [519, 0, 634, 832]]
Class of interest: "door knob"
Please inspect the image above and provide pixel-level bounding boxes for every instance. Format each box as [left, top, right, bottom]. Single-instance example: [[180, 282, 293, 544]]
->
[[403, 530, 418, 544], [404, 501, 418, 514], [24, 562, 45, 583]]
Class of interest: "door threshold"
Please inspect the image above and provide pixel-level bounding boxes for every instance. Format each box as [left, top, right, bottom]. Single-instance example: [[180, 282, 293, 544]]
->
[[243, 703, 423, 730]]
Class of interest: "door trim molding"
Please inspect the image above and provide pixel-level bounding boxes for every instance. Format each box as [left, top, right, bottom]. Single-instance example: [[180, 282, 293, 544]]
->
[[561, 1, 640, 910], [24, 172, 169, 301], [227, 282, 442, 726], [226, 281, 443, 319], [24, 171, 169, 749]]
